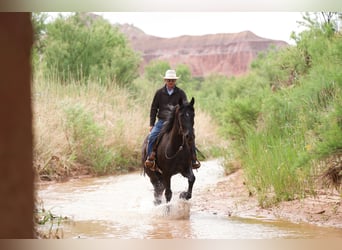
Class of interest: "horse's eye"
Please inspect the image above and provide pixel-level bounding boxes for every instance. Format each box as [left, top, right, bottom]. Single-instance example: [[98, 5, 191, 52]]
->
[[185, 112, 190, 117]]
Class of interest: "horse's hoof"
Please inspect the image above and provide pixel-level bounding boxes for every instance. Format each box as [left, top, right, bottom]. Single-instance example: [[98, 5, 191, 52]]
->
[[154, 199, 162, 206], [179, 191, 191, 200]]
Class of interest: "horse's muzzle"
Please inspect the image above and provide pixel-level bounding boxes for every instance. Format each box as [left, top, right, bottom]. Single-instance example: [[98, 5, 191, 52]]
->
[[185, 132, 194, 144]]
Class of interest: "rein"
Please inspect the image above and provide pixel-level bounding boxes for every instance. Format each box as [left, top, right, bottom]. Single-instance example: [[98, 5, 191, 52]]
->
[[164, 134, 186, 159]]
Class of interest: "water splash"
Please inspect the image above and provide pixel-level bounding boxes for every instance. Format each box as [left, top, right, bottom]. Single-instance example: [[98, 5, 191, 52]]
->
[[153, 199, 191, 220]]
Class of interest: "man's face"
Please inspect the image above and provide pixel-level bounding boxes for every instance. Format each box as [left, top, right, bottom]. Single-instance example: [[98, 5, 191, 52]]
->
[[165, 79, 176, 89]]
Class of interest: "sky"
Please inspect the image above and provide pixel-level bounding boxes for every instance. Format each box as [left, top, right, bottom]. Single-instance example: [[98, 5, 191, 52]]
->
[[94, 12, 306, 44]]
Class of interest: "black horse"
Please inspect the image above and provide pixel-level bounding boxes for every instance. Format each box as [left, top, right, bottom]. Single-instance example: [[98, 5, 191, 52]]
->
[[142, 97, 196, 205]]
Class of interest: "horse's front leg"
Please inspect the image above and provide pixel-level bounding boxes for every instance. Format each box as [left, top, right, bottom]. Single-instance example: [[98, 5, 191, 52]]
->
[[153, 180, 164, 205], [180, 169, 196, 200], [148, 172, 165, 205], [164, 176, 172, 203]]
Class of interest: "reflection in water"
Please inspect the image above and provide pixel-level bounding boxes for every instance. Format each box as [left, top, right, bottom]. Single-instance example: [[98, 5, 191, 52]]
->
[[37, 160, 342, 239]]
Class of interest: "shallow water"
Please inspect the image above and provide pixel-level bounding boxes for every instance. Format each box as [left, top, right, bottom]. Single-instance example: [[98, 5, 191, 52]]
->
[[37, 160, 342, 239]]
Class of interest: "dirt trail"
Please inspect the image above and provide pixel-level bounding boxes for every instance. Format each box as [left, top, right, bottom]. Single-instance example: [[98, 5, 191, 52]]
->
[[193, 169, 342, 229]]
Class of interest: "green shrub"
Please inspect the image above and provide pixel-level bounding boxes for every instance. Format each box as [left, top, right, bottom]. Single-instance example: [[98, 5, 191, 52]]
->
[[40, 13, 140, 86], [191, 13, 342, 205], [64, 105, 115, 174]]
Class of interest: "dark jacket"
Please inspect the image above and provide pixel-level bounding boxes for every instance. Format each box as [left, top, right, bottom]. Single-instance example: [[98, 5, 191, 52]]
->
[[150, 85, 187, 127]]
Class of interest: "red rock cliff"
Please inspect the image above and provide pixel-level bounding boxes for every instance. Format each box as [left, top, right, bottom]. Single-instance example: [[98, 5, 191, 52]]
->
[[118, 24, 288, 78]]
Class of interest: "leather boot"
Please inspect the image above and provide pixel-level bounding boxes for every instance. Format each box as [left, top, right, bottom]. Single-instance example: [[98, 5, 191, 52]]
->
[[192, 155, 201, 169], [145, 151, 156, 170]]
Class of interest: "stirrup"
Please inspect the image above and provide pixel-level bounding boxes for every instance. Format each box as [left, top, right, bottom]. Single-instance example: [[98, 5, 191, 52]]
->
[[192, 160, 201, 169], [145, 158, 156, 171]]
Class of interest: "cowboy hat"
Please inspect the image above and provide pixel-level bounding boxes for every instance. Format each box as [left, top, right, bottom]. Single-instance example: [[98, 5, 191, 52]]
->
[[163, 69, 179, 79]]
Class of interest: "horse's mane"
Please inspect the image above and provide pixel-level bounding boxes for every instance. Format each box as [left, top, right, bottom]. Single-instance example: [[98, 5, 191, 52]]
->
[[159, 104, 178, 137], [158, 100, 194, 140]]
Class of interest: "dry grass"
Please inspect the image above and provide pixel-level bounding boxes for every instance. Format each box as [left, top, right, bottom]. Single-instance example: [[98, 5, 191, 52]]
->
[[320, 152, 342, 191], [33, 75, 224, 179], [193, 110, 228, 158]]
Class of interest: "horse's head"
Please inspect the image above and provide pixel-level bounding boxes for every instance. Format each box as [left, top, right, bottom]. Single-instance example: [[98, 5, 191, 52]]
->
[[160, 97, 195, 143], [177, 97, 195, 142]]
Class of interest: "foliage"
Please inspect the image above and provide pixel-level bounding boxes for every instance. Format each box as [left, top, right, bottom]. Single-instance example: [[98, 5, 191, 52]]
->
[[34, 200, 67, 239], [251, 45, 308, 89], [144, 60, 192, 86], [31, 12, 48, 68], [144, 60, 170, 83], [64, 105, 116, 174], [32, 12, 48, 50], [36, 12, 140, 86], [175, 63, 192, 84], [187, 12, 342, 205]]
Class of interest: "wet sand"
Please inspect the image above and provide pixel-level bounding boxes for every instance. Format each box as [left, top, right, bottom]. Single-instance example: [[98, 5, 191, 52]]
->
[[193, 169, 342, 229]]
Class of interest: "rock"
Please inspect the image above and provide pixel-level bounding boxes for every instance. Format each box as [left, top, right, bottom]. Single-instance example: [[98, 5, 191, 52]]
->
[[117, 24, 288, 77]]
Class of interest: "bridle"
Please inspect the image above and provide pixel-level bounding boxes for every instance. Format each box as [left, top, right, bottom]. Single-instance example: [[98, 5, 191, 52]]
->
[[164, 106, 193, 160]]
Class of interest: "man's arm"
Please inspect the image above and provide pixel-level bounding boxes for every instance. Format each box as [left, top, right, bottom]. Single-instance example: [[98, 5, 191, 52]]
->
[[149, 90, 159, 127]]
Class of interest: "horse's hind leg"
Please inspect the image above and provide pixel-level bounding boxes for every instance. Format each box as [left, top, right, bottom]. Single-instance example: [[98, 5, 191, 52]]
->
[[180, 170, 196, 200], [164, 177, 172, 203]]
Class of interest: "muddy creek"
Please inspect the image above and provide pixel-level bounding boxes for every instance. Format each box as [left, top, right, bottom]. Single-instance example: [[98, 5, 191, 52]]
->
[[37, 160, 342, 239]]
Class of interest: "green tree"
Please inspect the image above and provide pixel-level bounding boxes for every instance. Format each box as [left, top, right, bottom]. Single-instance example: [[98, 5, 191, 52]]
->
[[144, 60, 192, 85], [175, 64, 192, 84], [32, 12, 48, 52], [42, 12, 141, 86], [31, 12, 48, 67], [144, 60, 170, 83]]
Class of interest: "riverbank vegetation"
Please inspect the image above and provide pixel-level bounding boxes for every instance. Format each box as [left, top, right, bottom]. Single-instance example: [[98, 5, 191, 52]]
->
[[32, 12, 341, 207], [183, 12, 342, 207]]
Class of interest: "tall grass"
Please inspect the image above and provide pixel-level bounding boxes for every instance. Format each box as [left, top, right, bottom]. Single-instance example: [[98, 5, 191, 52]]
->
[[238, 60, 342, 206], [33, 72, 223, 178], [33, 73, 148, 176], [187, 29, 342, 205], [242, 130, 313, 207]]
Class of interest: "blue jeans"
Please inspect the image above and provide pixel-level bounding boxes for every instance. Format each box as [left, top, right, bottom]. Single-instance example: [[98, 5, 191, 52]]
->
[[147, 120, 165, 156]]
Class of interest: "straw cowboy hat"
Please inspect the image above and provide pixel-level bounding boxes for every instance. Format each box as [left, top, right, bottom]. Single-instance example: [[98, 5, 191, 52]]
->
[[163, 69, 179, 79]]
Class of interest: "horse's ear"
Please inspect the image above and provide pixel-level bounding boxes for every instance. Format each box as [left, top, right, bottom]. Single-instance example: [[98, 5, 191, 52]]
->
[[190, 97, 195, 106]]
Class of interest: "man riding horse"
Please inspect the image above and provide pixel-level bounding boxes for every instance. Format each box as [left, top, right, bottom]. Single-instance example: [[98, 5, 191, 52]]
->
[[144, 69, 201, 170]]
